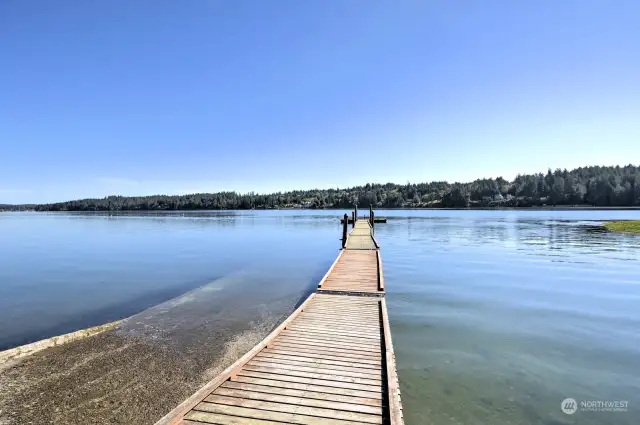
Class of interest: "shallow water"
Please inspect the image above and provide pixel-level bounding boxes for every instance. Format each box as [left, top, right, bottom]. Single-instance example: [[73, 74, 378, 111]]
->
[[1, 210, 639, 424], [0, 211, 336, 349]]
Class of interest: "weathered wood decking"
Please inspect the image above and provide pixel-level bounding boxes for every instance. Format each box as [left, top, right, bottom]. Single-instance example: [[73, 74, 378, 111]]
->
[[345, 220, 379, 250], [317, 249, 383, 295], [155, 216, 403, 425]]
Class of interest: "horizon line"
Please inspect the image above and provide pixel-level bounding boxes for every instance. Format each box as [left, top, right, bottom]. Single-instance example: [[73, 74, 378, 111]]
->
[[6, 162, 638, 206]]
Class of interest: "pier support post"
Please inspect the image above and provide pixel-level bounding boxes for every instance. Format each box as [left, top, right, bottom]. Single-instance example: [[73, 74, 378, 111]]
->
[[369, 206, 373, 226], [371, 209, 375, 233], [354, 205, 358, 226], [342, 214, 348, 248]]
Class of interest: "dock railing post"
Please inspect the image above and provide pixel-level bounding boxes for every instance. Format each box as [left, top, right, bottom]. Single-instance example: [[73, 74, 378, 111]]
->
[[342, 214, 348, 248], [369, 206, 373, 226], [371, 209, 375, 233], [354, 205, 358, 226]]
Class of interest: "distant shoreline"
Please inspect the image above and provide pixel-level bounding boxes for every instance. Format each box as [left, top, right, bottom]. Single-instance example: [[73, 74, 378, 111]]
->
[[3, 164, 640, 211], [3, 206, 640, 213]]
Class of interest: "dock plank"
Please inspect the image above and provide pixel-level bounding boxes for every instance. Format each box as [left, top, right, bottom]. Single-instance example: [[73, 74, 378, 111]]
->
[[247, 359, 381, 380], [233, 376, 383, 399], [257, 350, 382, 370], [215, 387, 382, 414], [241, 364, 382, 385], [185, 411, 277, 424], [254, 353, 381, 372], [287, 321, 381, 334], [221, 381, 382, 407], [277, 332, 381, 346], [237, 370, 382, 393], [285, 325, 380, 339], [194, 402, 369, 425], [274, 336, 382, 354], [283, 325, 381, 338], [262, 347, 382, 366], [285, 319, 379, 330], [279, 331, 381, 347], [297, 310, 379, 319], [204, 394, 382, 423], [300, 306, 379, 314]]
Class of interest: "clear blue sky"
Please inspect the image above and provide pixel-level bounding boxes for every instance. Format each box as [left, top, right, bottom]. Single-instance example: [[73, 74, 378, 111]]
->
[[1, 1, 639, 204]]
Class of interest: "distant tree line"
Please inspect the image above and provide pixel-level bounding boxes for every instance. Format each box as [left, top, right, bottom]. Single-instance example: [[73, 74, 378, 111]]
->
[[6, 165, 640, 211], [439, 165, 640, 208], [0, 204, 35, 211]]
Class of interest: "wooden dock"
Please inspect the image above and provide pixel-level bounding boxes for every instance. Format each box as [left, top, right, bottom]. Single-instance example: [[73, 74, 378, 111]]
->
[[155, 211, 403, 425]]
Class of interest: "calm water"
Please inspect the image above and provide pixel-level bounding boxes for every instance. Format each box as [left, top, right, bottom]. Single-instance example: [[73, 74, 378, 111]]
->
[[1, 210, 639, 424]]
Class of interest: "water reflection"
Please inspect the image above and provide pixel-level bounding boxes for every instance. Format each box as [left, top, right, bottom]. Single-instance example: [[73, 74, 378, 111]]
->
[[380, 211, 640, 425]]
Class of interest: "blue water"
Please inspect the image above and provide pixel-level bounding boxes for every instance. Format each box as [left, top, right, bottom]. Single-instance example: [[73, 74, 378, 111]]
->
[[1, 210, 639, 424], [0, 211, 338, 348]]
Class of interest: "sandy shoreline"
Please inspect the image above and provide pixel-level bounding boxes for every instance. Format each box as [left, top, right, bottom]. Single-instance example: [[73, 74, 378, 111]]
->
[[0, 274, 298, 425], [0, 321, 122, 370], [0, 319, 276, 425]]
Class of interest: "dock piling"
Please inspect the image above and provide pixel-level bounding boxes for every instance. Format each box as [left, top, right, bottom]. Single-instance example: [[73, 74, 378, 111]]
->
[[371, 209, 375, 233], [342, 213, 348, 248]]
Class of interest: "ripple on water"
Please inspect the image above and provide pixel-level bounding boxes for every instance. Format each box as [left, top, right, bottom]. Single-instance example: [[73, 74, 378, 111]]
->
[[382, 211, 640, 425]]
